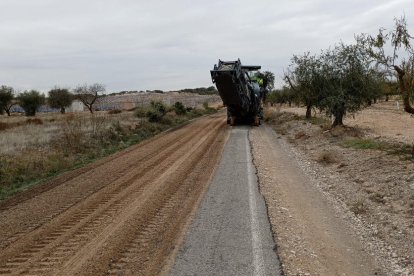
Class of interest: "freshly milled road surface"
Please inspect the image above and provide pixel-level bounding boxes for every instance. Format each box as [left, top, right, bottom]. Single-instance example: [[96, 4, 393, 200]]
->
[[0, 114, 228, 276], [170, 126, 281, 276]]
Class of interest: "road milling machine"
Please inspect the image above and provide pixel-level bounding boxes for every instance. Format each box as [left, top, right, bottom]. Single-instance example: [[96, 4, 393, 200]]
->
[[210, 59, 264, 126]]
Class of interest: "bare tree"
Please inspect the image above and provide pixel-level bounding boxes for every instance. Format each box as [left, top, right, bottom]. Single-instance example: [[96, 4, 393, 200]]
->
[[74, 83, 105, 113]]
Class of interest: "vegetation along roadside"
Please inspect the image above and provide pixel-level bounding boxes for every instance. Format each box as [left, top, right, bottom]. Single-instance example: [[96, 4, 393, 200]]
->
[[0, 101, 218, 200]]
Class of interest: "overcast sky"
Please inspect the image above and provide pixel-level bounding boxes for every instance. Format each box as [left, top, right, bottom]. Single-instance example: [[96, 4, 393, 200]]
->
[[0, 0, 413, 93]]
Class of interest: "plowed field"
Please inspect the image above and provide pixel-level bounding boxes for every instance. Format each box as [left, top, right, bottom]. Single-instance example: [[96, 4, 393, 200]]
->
[[0, 113, 228, 276]]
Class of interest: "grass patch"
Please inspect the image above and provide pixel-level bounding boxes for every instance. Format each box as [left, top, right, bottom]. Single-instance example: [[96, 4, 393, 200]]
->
[[342, 138, 386, 150], [341, 138, 413, 159], [306, 116, 329, 126]]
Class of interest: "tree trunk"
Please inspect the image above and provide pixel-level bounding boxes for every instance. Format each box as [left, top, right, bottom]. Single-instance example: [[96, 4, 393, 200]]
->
[[385, 95, 389, 102], [87, 105, 94, 113], [332, 113, 344, 127], [394, 65, 414, 114], [332, 102, 345, 128], [305, 105, 312, 119], [60, 107, 65, 114], [6, 109, 10, 116]]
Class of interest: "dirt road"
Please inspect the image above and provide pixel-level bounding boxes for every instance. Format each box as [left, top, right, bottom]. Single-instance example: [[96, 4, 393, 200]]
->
[[251, 125, 387, 275], [0, 114, 228, 276]]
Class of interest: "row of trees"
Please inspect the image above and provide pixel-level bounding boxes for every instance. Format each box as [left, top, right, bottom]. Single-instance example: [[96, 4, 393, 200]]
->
[[270, 16, 414, 127], [0, 83, 105, 116]]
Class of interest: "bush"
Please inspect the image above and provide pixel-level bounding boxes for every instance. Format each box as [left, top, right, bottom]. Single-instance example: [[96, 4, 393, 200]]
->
[[316, 151, 337, 164], [134, 106, 150, 117], [202, 102, 211, 110], [173, 101, 187, 115], [202, 102, 216, 114], [150, 101, 167, 116], [147, 110, 164, 122]]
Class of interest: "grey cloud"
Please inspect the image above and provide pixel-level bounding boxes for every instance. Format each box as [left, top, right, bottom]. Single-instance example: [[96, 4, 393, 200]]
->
[[0, 0, 413, 92]]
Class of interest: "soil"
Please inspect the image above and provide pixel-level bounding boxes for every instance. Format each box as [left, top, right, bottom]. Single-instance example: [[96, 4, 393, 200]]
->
[[252, 102, 414, 275], [0, 113, 229, 275]]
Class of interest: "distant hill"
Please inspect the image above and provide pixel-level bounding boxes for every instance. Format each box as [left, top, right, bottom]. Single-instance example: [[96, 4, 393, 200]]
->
[[177, 86, 218, 95], [108, 86, 218, 97]]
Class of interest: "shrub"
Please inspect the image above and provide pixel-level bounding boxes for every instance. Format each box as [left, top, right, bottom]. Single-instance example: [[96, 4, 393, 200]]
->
[[150, 101, 167, 116], [316, 151, 337, 164], [147, 110, 164, 122], [202, 102, 216, 114], [134, 106, 150, 117], [144, 101, 167, 122], [173, 101, 187, 115]]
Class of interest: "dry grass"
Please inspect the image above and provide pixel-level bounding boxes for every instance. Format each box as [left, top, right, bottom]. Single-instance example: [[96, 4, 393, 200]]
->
[[0, 112, 138, 155], [0, 107, 218, 200], [316, 150, 338, 164]]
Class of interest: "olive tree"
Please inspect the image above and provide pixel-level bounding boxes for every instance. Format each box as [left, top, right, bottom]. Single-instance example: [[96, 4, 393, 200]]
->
[[284, 52, 324, 118], [356, 16, 414, 114], [318, 44, 381, 126], [74, 83, 105, 113], [267, 87, 296, 106], [48, 87, 73, 114], [285, 43, 384, 127], [0, 85, 16, 116], [18, 90, 45, 116]]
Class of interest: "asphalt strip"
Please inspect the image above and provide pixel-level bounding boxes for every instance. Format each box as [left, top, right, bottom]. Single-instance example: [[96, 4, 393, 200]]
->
[[170, 126, 281, 276]]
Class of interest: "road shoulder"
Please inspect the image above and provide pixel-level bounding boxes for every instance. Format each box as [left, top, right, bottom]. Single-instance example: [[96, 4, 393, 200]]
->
[[250, 124, 385, 275]]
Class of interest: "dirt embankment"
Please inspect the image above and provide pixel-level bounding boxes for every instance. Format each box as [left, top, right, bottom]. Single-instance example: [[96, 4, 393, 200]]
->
[[254, 104, 414, 275], [0, 114, 228, 276]]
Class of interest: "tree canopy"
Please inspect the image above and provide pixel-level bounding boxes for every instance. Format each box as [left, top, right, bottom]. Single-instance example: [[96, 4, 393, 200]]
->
[[285, 43, 385, 127], [48, 87, 73, 114], [0, 85, 15, 116], [356, 16, 414, 114], [18, 90, 45, 116]]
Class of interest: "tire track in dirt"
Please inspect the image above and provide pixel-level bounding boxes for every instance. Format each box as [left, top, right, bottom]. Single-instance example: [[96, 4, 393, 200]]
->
[[0, 122, 193, 212], [0, 114, 228, 276], [0, 118, 216, 250]]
